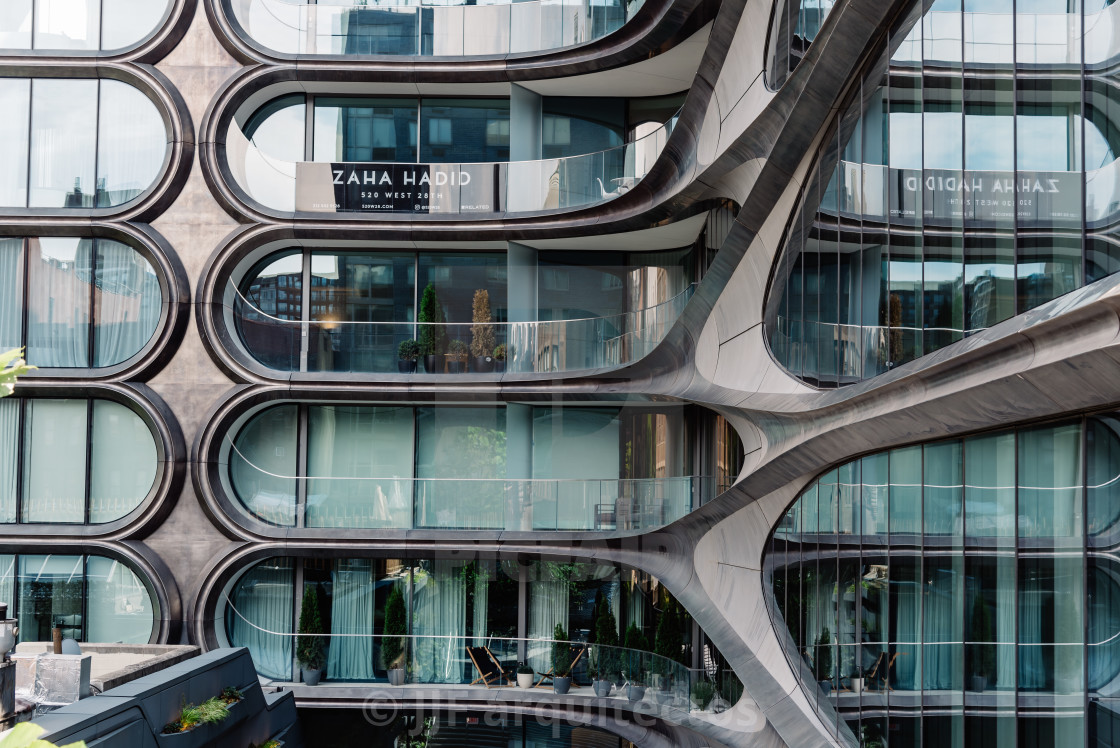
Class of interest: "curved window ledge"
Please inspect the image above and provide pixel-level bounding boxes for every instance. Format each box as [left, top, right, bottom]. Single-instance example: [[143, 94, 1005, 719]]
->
[[230, 283, 694, 376], [225, 113, 676, 217], [223, 0, 645, 59]]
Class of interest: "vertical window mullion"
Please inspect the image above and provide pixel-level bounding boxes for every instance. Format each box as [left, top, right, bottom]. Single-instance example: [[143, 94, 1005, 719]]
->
[[88, 239, 98, 367], [296, 404, 308, 529], [15, 398, 25, 525], [93, 80, 101, 210], [24, 79, 34, 208], [84, 400, 93, 524], [20, 238, 29, 365]]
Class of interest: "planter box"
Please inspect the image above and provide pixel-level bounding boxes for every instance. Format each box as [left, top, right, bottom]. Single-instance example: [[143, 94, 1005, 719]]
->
[[158, 699, 245, 748]]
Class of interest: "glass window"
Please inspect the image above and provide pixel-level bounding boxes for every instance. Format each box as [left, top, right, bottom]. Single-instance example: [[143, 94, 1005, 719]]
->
[[889, 446, 922, 535], [415, 406, 506, 529], [230, 405, 299, 527], [306, 405, 413, 529], [89, 400, 157, 523], [923, 440, 962, 540], [0, 240, 24, 353], [541, 98, 625, 159], [0, 402, 17, 523], [34, 0, 99, 51], [419, 100, 509, 163], [85, 555, 154, 643], [18, 555, 85, 642], [0, 1, 33, 49], [964, 431, 1015, 540], [964, 235, 1015, 333], [313, 98, 417, 163], [1019, 557, 1084, 694], [96, 80, 165, 207], [22, 399, 87, 523], [26, 238, 92, 368], [100, 0, 167, 50], [93, 240, 161, 367], [1018, 422, 1082, 543], [225, 558, 293, 680], [965, 555, 1016, 693], [0, 80, 31, 207], [1087, 415, 1120, 542], [29, 79, 98, 208]]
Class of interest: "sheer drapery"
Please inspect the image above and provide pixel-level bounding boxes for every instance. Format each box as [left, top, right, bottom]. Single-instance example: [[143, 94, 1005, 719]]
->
[[1018, 423, 1082, 541], [95, 80, 166, 207], [93, 240, 160, 366], [230, 405, 298, 526], [472, 565, 489, 646], [0, 401, 17, 523], [890, 446, 922, 534], [0, 240, 23, 350], [26, 238, 91, 368], [86, 556, 153, 644], [891, 557, 921, 689], [89, 400, 157, 522], [306, 405, 413, 529], [923, 558, 962, 691], [22, 399, 86, 523], [528, 571, 569, 673], [226, 559, 293, 681], [924, 441, 962, 539], [1089, 416, 1120, 540], [965, 432, 1016, 539], [1089, 561, 1120, 694], [411, 560, 466, 683], [415, 407, 506, 529], [326, 558, 375, 680]]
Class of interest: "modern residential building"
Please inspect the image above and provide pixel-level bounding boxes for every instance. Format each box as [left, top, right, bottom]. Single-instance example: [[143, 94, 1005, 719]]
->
[[1, 0, 1117, 746]]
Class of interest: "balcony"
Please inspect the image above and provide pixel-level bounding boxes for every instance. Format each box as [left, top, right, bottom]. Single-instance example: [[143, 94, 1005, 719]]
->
[[232, 282, 694, 375], [225, 0, 646, 58], [226, 111, 677, 216]]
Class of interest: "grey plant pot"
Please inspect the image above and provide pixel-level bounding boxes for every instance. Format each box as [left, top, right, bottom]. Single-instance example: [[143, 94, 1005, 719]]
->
[[302, 667, 322, 686], [472, 356, 494, 373], [388, 668, 406, 686], [553, 676, 571, 695], [626, 685, 646, 702], [593, 680, 613, 698], [397, 359, 417, 373]]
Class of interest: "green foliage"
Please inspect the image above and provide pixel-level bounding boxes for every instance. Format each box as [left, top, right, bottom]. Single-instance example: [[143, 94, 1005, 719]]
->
[[691, 679, 715, 709], [624, 623, 649, 652], [552, 624, 571, 677], [196, 697, 230, 725], [398, 339, 420, 360], [0, 348, 35, 399], [179, 703, 203, 730], [814, 627, 833, 682], [381, 584, 408, 669], [493, 343, 507, 361], [417, 283, 448, 356], [470, 289, 496, 357], [297, 587, 326, 670], [593, 594, 619, 680], [0, 723, 85, 748], [517, 664, 534, 675], [448, 339, 468, 357], [220, 686, 242, 703], [654, 603, 683, 676]]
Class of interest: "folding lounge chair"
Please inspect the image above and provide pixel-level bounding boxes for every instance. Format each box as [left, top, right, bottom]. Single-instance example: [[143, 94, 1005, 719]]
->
[[467, 646, 512, 688], [534, 645, 586, 688]]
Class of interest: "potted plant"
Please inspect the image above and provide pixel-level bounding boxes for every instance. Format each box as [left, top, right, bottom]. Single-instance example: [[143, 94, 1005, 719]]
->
[[652, 605, 681, 691], [382, 585, 407, 686], [493, 344, 507, 373], [592, 599, 619, 697], [470, 289, 496, 373], [623, 623, 649, 702], [552, 624, 572, 695], [446, 339, 468, 374], [690, 679, 715, 710], [418, 282, 448, 373], [397, 339, 419, 373], [517, 663, 535, 689], [814, 628, 832, 696], [297, 588, 326, 686], [849, 665, 863, 694]]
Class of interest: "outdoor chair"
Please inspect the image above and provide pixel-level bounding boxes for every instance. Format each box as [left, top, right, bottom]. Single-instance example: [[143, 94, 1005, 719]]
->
[[534, 644, 586, 688], [467, 646, 513, 688]]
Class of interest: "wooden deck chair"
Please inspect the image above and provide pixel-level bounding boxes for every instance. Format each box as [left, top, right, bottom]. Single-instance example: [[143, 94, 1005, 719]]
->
[[467, 646, 511, 688], [534, 645, 587, 688]]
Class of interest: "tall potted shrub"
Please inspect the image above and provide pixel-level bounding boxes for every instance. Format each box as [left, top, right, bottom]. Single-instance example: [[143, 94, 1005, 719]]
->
[[623, 624, 649, 702], [552, 624, 573, 695], [382, 585, 408, 686], [593, 599, 619, 697], [814, 627, 833, 695], [418, 283, 447, 373], [297, 587, 326, 685], [470, 289, 496, 373], [653, 604, 681, 691]]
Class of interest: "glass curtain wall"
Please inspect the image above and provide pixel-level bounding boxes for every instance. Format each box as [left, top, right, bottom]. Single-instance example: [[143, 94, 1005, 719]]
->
[[766, 0, 839, 88], [0, 78, 166, 209], [767, 410, 1120, 746], [237, 247, 693, 374], [7, 553, 155, 645], [0, 238, 161, 369], [0, 0, 171, 51], [228, 402, 698, 531], [224, 556, 688, 687], [0, 398, 157, 524], [768, 0, 1120, 387]]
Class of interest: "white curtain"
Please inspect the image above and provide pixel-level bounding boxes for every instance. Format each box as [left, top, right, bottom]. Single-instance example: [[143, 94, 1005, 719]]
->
[[0, 239, 22, 350], [528, 575, 569, 673], [93, 241, 160, 367], [89, 400, 157, 522], [326, 558, 375, 680], [891, 560, 921, 690], [1019, 424, 1082, 540], [227, 559, 293, 681], [472, 566, 489, 646], [86, 556, 154, 644], [0, 401, 17, 523], [229, 405, 298, 526], [411, 561, 466, 683], [923, 561, 962, 691], [23, 399, 86, 523], [96, 80, 165, 207]]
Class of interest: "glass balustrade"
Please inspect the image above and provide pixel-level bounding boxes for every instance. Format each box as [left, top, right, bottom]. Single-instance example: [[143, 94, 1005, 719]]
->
[[226, 0, 645, 57], [227, 440, 717, 530], [231, 281, 693, 374], [226, 112, 677, 215]]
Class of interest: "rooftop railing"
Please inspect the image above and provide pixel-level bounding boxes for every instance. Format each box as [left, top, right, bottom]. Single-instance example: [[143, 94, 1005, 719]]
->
[[226, 0, 644, 57], [226, 112, 678, 215], [230, 282, 694, 375]]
